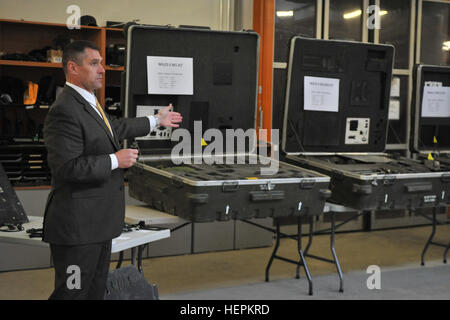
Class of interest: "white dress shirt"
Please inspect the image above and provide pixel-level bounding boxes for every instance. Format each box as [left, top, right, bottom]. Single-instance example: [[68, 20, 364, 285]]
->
[[66, 82, 157, 170]]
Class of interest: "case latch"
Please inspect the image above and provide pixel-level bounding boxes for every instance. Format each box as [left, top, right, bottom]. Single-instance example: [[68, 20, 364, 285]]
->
[[381, 175, 396, 186], [441, 174, 450, 183]]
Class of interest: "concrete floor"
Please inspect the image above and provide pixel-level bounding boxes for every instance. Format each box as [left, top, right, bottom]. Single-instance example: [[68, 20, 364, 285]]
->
[[0, 224, 448, 300]]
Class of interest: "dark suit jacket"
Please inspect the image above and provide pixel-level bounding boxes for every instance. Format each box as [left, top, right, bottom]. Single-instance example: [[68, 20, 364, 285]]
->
[[42, 85, 149, 245]]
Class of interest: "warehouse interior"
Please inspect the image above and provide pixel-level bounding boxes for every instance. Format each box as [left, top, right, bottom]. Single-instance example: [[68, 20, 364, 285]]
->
[[0, 0, 449, 301]]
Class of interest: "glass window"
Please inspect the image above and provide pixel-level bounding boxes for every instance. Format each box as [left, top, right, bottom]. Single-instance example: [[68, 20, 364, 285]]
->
[[420, 1, 450, 66], [379, 0, 411, 69], [329, 0, 363, 41], [274, 0, 317, 62]]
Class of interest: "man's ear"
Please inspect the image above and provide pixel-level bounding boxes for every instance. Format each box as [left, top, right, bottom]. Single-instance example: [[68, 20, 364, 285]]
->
[[67, 60, 78, 75]]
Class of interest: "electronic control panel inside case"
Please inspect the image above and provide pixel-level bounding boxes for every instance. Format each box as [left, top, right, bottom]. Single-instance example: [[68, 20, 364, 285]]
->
[[124, 26, 331, 222], [282, 37, 450, 210]]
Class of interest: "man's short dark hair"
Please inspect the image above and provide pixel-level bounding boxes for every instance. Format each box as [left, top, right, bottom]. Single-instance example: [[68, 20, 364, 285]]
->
[[62, 40, 100, 74]]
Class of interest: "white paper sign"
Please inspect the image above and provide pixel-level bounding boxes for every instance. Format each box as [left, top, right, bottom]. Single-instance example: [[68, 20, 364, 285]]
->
[[388, 99, 400, 120], [390, 77, 400, 97], [421, 86, 450, 118], [304, 76, 340, 112], [147, 56, 193, 95]]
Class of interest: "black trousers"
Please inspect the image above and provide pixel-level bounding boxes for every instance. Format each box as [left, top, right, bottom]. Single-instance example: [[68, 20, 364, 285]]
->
[[49, 240, 112, 300]]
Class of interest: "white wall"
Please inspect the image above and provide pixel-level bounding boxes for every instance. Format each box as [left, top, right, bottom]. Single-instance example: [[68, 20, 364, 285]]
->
[[0, 0, 222, 29]]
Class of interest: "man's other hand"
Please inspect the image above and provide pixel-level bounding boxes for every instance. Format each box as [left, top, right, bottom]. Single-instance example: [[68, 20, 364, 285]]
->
[[115, 149, 139, 168]]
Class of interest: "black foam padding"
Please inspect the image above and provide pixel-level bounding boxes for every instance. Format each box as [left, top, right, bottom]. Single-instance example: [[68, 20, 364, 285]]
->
[[411, 65, 450, 153], [125, 26, 258, 154], [0, 163, 28, 226], [283, 37, 394, 153]]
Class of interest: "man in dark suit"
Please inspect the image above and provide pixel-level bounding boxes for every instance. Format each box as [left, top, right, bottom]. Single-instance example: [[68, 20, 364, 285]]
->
[[43, 40, 182, 299]]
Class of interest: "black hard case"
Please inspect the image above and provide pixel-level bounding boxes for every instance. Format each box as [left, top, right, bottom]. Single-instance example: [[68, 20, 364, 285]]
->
[[411, 64, 450, 167], [124, 26, 331, 222], [282, 37, 450, 211], [0, 163, 28, 226]]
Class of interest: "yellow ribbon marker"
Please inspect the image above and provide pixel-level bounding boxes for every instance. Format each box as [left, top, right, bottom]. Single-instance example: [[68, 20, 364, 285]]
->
[[428, 153, 434, 161], [246, 177, 259, 180], [433, 136, 438, 144], [201, 138, 208, 146]]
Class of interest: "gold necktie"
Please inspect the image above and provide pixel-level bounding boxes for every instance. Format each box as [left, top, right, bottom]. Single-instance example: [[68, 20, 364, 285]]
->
[[95, 100, 113, 136]]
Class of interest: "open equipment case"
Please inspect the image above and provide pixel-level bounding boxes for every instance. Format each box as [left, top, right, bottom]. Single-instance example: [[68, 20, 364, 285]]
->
[[124, 25, 331, 223], [411, 64, 450, 169], [282, 37, 450, 211]]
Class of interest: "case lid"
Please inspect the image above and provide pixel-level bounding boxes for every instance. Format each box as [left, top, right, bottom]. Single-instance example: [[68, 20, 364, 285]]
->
[[282, 37, 394, 155], [124, 25, 259, 157], [411, 64, 450, 155]]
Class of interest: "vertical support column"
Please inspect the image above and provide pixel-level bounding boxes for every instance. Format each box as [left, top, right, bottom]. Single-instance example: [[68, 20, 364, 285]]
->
[[97, 27, 106, 106], [253, 0, 274, 142]]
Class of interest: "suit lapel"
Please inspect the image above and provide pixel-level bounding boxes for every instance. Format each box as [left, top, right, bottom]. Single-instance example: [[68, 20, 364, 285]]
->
[[64, 86, 121, 150]]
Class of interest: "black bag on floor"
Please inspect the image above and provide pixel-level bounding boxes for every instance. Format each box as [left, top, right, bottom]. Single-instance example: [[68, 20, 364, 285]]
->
[[104, 265, 159, 300]]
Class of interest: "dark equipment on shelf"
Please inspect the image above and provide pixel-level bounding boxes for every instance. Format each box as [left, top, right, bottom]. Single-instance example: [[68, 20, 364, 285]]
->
[[79, 15, 97, 27], [106, 44, 126, 66]]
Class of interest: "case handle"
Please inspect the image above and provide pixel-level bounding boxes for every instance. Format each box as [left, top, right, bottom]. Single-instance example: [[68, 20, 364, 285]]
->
[[187, 193, 209, 204], [222, 181, 239, 192], [404, 182, 432, 193], [319, 189, 332, 200], [249, 190, 285, 202], [300, 179, 315, 189], [144, 180, 169, 194], [352, 183, 372, 195]]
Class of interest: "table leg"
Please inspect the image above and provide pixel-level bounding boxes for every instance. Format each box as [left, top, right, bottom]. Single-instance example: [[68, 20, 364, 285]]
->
[[265, 220, 280, 282], [131, 247, 136, 266], [421, 207, 437, 266], [296, 216, 313, 279], [330, 211, 344, 293], [298, 216, 313, 296], [137, 245, 146, 273], [443, 242, 449, 264], [115, 251, 124, 269]]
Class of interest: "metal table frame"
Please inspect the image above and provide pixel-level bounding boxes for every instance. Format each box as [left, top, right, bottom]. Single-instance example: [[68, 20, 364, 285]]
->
[[241, 203, 364, 295], [417, 206, 450, 265]]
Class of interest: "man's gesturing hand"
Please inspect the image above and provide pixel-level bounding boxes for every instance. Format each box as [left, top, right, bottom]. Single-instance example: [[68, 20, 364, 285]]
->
[[157, 104, 182, 128], [115, 149, 139, 168]]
